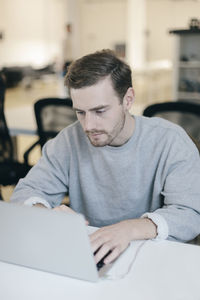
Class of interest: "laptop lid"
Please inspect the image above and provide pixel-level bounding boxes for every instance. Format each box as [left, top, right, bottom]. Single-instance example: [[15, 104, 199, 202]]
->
[[0, 201, 99, 282]]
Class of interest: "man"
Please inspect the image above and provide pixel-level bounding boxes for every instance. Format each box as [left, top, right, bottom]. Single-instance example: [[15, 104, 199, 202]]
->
[[11, 50, 200, 266]]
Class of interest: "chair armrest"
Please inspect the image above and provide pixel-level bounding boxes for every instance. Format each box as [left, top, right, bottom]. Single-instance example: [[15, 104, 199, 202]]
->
[[23, 139, 41, 165]]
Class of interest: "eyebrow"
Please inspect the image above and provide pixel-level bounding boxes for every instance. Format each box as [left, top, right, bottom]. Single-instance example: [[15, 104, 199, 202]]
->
[[73, 105, 110, 112]]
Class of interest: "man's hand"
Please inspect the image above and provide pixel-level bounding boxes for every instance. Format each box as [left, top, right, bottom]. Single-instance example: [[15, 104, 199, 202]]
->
[[33, 203, 46, 208], [33, 203, 76, 214], [90, 218, 157, 265], [53, 204, 76, 214], [53, 205, 89, 225]]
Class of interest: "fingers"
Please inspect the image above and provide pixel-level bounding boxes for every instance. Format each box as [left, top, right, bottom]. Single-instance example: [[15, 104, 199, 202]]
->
[[90, 222, 132, 265], [53, 204, 75, 213], [93, 243, 112, 264], [94, 243, 121, 265], [90, 232, 108, 254], [90, 233, 124, 264], [53, 205, 89, 225], [104, 247, 121, 264]]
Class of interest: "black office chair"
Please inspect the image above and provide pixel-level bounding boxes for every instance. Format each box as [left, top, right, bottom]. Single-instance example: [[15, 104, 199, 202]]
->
[[0, 73, 32, 200], [143, 101, 200, 149], [24, 97, 77, 164]]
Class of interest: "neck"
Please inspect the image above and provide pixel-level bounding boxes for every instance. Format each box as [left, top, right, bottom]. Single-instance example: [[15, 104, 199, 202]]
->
[[110, 113, 135, 147]]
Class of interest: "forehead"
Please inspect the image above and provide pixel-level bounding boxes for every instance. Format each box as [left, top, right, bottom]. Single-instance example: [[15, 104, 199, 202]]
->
[[70, 77, 119, 110]]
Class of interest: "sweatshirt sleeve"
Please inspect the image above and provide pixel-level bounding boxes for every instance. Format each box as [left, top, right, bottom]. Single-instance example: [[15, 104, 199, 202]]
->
[[10, 130, 70, 207], [149, 131, 200, 242]]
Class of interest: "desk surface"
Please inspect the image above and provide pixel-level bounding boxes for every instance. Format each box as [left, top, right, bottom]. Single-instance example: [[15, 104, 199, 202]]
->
[[0, 240, 199, 300], [6, 106, 37, 136]]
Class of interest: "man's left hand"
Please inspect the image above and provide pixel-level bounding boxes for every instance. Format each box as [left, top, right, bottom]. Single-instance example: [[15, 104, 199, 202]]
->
[[90, 218, 157, 265], [90, 220, 134, 265]]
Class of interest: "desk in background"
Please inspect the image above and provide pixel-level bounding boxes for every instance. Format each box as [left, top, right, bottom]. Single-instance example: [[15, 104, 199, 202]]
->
[[6, 105, 36, 136], [5, 106, 37, 161], [0, 240, 199, 300]]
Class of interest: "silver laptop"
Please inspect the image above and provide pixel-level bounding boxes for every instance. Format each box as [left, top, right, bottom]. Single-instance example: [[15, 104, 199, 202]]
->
[[0, 201, 109, 282]]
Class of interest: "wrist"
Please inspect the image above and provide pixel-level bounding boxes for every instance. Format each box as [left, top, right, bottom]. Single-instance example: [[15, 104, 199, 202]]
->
[[33, 203, 46, 208], [141, 212, 169, 241], [122, 218, 157, 241], [24, 197, 51, 209]]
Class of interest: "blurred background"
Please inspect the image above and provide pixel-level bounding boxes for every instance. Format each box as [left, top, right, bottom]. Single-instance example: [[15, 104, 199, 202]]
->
[[1, 0, 200, 199]]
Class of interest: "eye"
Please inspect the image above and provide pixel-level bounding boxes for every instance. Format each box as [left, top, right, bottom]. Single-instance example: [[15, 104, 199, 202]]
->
[[76, 111, 85, 115], [96, 109, 105, 114]]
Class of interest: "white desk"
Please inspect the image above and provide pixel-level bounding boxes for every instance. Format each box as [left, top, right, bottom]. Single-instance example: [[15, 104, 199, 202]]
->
[[0, 240, 199, 300], [5, 106, 37, 159], [5, 106, 37, 136]]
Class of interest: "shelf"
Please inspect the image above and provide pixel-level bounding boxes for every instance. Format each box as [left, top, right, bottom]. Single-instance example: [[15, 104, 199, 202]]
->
[[178, 92, 200, 100], [171, 29, 200, 100], [170, 29, 200, 35], [179, 61, 200, 68]]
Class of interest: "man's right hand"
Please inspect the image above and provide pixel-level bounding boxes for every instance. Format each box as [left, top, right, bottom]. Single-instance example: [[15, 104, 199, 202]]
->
[[33, 203, 76, 213], [53, 205, 89, 225], [33, 203, 47, 208], [53, 204, 76, 214]]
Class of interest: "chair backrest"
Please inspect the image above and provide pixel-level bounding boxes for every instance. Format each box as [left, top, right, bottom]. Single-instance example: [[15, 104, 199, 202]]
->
[[143, 101, 200, 143], [34, 97, 77, 147], [0, 73, 14, 162]]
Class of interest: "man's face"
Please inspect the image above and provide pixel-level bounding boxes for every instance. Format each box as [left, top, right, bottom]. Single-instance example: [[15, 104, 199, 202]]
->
[[71, 77, 131, 147]]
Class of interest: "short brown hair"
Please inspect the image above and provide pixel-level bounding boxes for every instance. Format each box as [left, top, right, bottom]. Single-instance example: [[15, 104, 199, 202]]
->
[[64, 49, 132, 102]]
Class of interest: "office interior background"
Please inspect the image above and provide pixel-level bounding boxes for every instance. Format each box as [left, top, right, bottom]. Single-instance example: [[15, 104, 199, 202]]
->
[[0, 0, 200, 200]]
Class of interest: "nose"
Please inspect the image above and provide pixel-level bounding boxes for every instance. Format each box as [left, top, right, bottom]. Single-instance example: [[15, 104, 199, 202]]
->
[[84, 112, 95, 132]]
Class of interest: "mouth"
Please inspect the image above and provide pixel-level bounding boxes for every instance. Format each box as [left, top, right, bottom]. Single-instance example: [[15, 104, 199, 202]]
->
[[90, 133, 103, 137], [89, 134, 104, 141], [86, 131, 105, 138]]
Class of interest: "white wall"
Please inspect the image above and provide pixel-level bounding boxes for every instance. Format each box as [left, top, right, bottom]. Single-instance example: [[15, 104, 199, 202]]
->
[[76, 0, 200, 67], [0, 0, 66, 68], [78, 0, 127, 57], [126, 0, 146, 69], [1, 0, 200, 69], [146, 0, 200, 63]]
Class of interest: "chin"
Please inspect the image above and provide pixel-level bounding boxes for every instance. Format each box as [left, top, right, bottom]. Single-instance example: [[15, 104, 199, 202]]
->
[[88, 137, 109, 147], [90, 141, 108, 147]]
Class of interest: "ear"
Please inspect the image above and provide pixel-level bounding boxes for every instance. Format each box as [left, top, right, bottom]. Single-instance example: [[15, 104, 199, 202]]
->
[[123, 87, 135, 110]]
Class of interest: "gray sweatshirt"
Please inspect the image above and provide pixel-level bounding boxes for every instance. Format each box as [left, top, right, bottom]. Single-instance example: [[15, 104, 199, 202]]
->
[[11, 116, 200, 242]]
